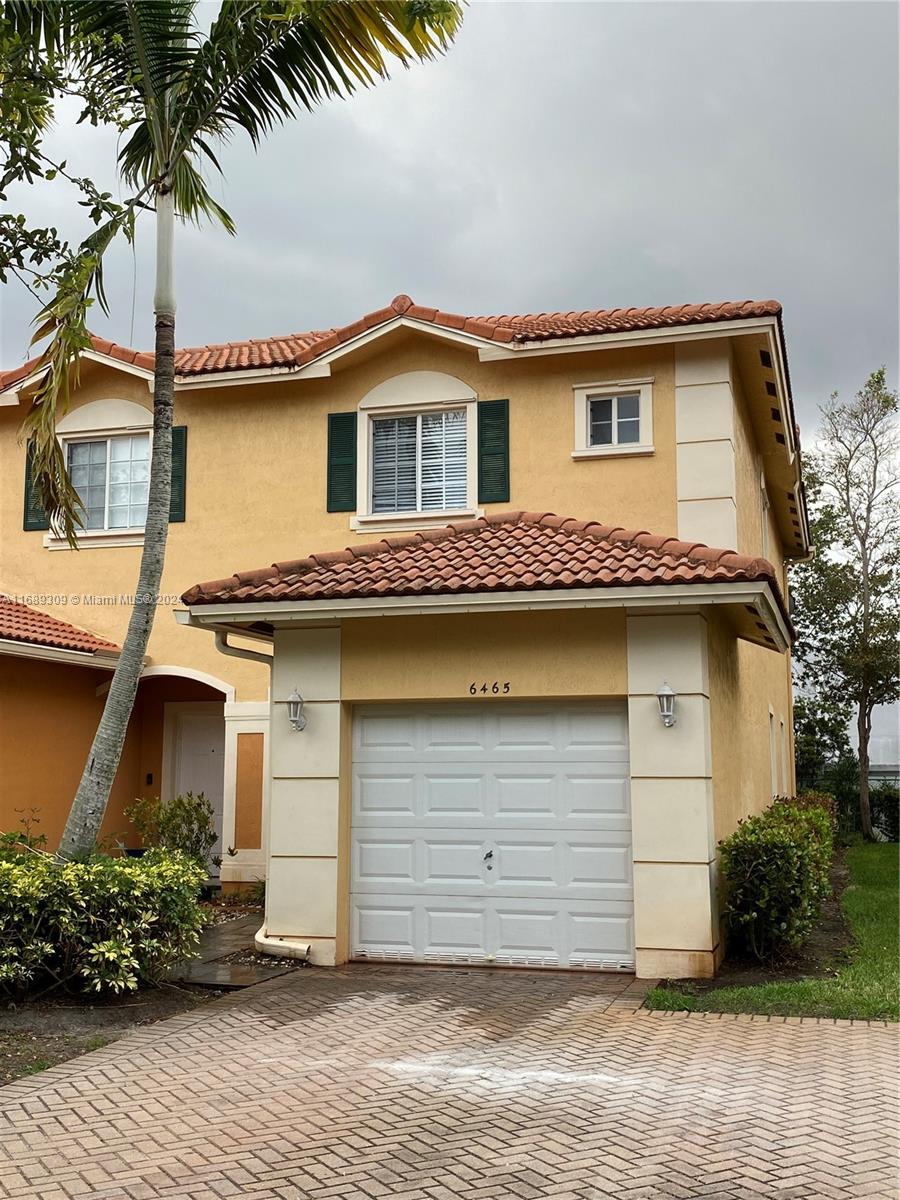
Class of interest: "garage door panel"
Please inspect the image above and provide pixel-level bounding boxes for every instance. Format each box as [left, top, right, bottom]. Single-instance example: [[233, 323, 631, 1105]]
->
[[353, 703, 629, 764], [355, 773, 418, 818], [351, 703, 633, 970], [352, 895, 635, 969], [425, 840, 485, 885], [354, 766, 631, 831], [354, 838, 416, 885]]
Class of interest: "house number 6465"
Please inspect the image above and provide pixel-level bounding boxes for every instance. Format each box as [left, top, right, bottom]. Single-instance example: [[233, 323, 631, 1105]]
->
[[469, 682, 511, 695]]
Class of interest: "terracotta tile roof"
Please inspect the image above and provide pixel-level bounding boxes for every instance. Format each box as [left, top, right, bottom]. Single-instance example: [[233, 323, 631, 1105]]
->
[[0, 296, 783, 389], [181, 511, 787, 623], [0, 595, 120, 656]]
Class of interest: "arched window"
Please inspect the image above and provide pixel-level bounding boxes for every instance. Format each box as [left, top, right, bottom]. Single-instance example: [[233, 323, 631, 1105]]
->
[[355, 371, 478, 530]]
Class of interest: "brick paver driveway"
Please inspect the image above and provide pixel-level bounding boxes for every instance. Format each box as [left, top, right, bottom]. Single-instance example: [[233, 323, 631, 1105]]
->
[[1, 967, 896, 1200]]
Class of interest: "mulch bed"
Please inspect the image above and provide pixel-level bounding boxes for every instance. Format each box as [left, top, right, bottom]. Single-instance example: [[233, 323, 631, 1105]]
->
[[217, 947, 307, 971], [658, 850, 854, 994], [0, 983, 220, 1088]]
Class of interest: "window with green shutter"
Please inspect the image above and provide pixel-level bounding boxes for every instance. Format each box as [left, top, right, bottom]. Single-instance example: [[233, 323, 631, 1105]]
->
[[327, 412, 357, 512], [477, 398, 510, 504], [23, 440, 50, 531], [169, 425, 187, 522]]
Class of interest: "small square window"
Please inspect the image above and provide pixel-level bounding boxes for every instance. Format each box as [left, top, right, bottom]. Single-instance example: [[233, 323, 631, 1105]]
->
[[588, 392, 642, 447], [574, 381, 653, 457]]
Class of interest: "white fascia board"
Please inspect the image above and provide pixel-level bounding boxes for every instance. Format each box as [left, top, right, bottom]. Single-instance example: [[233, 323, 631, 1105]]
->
[[0, 349, 154, 403], [174, 361, 332, 390], [183, 580, 789, 651], [0, 638, 119, 669], [476, 316, 780, 361], [306, 316, 497, 370]]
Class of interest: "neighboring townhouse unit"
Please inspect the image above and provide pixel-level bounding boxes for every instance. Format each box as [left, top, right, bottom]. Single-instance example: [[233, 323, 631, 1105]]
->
[[0, 294, 809, 977]]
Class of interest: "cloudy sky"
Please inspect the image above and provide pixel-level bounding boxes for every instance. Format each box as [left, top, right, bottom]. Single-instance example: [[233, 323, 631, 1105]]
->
[[1, 0, 897, 437]]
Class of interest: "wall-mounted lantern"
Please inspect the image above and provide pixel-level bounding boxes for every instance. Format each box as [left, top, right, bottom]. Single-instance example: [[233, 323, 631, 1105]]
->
[[656, 682, 677, 728], [287, 688, 307, 732]]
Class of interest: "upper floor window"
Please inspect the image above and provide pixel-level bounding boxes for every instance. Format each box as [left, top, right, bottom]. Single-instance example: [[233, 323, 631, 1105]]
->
[[348, 371, 482, 529], [572, 379, 654, 458], [371, 409, 467, 513], [589, 392, 640, 447], [67, 433, 149, 530]]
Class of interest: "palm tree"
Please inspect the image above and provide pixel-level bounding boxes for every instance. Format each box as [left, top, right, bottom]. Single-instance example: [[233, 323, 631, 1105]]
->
[[6, 0, 462, 861]]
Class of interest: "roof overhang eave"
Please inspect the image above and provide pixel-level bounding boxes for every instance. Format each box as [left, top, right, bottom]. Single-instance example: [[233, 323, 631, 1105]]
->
[[0, 638, 120, 669], [178, 579, 791, 654]]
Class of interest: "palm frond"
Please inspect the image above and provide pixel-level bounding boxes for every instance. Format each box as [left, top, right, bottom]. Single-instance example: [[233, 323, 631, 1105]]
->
[[21, 209, 133, 545], [173, 1, 462, 153]]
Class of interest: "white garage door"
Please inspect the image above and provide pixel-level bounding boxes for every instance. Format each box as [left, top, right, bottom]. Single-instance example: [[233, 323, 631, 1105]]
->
[[350, 702, 634, 970]]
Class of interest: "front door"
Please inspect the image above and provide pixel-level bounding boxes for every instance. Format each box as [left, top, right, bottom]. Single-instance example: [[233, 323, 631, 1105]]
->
[[168, 705, 226, 875]]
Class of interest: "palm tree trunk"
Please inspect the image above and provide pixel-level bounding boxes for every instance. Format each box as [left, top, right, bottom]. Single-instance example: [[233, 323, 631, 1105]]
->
[[57, 188, 176, 861]]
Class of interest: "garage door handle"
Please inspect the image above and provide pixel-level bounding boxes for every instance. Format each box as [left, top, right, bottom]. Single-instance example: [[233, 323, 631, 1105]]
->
[[483, 849, 493, 871]]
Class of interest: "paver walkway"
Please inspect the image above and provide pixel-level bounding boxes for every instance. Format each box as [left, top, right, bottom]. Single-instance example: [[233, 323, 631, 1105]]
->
[[0, 966, 896, 1199], [174, 914, 296, 988]]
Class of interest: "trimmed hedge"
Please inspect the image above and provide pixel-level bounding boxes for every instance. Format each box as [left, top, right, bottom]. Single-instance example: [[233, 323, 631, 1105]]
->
[[720, 797, 834, 960], [0, 849, 205, 997]]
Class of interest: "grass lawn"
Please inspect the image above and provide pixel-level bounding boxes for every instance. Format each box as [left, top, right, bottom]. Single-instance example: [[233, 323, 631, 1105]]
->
[[645, 842, 899, 1021]]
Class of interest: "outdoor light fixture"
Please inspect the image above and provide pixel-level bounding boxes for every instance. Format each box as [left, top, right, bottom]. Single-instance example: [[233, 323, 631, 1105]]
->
[[287, 688, 307, 732], [656, 682, 677, 728]]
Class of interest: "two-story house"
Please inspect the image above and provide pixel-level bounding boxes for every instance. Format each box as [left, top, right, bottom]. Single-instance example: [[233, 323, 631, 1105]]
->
[[0, 294, 809, 978]]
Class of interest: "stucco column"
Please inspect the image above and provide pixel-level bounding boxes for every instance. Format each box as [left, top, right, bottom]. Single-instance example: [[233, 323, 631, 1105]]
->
[[675, 340, 738, 550], [627, 612, 720, 978], [265, 627, 342, 965]]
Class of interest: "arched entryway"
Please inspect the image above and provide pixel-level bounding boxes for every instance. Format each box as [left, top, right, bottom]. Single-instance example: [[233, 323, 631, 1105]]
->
[[129, 669, 232, 877]]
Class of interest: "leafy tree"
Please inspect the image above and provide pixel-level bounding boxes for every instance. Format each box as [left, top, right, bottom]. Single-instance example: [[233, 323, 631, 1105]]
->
[[793, 692, 855, 792], [792, 369, 900, 839], [0, 0, 462, 861]]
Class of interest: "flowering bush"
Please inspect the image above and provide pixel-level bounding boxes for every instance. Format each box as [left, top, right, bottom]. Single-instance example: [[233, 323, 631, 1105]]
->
[[719, 800, 834, 960], [0, 849, 205, 997]]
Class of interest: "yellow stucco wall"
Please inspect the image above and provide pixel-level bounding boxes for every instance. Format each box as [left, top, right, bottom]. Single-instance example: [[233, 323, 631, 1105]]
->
[[1, 328, 799, 872], [708, 611, 795, 844], [1, 337, 676, 701], [340, 608, 628, 701], [0, 656, 141, 846]]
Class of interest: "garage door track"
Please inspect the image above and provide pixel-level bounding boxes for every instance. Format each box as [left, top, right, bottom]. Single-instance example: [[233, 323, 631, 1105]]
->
[[0, 966, 896, 1199]]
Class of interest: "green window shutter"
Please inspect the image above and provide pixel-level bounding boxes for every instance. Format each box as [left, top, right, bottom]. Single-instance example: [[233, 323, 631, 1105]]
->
[[477, 398, 510, 504], [169, 425, 187, 523], [327, 412, 357, 512], [23, 440, 50, 531]]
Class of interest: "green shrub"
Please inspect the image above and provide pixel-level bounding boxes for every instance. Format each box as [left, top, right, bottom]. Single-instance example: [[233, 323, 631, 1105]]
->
[[786, 789, 838, 837], [870, 783, 899, 842], [125, 792, 217, 867], [720, 801, 834, 960], [0, 849, 205, 997]]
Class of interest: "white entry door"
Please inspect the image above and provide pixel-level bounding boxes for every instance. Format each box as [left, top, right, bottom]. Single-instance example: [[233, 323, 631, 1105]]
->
[[350, 702, 634, 970], [165, 704, 226, 876]]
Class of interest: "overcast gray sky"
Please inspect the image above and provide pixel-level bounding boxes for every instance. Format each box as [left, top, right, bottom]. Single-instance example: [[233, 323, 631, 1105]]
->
[[1, 0, 897, 437]]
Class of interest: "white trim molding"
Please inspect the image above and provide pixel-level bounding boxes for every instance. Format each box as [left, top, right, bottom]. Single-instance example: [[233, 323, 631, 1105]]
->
[[221, 700, 270, 886], [182, 579, 791, 654], [572, 378, 654, 459], [140, 663, 236, 700], [0, 637, 118, 669], [355, 371, 479, 528]]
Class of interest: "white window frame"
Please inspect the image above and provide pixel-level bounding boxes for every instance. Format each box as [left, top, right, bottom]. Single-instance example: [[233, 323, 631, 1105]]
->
[[572, 378, 654, 459], [45, 398, 153, 551], [62, 431, 151, 533], [353, 371, 480, 532]]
